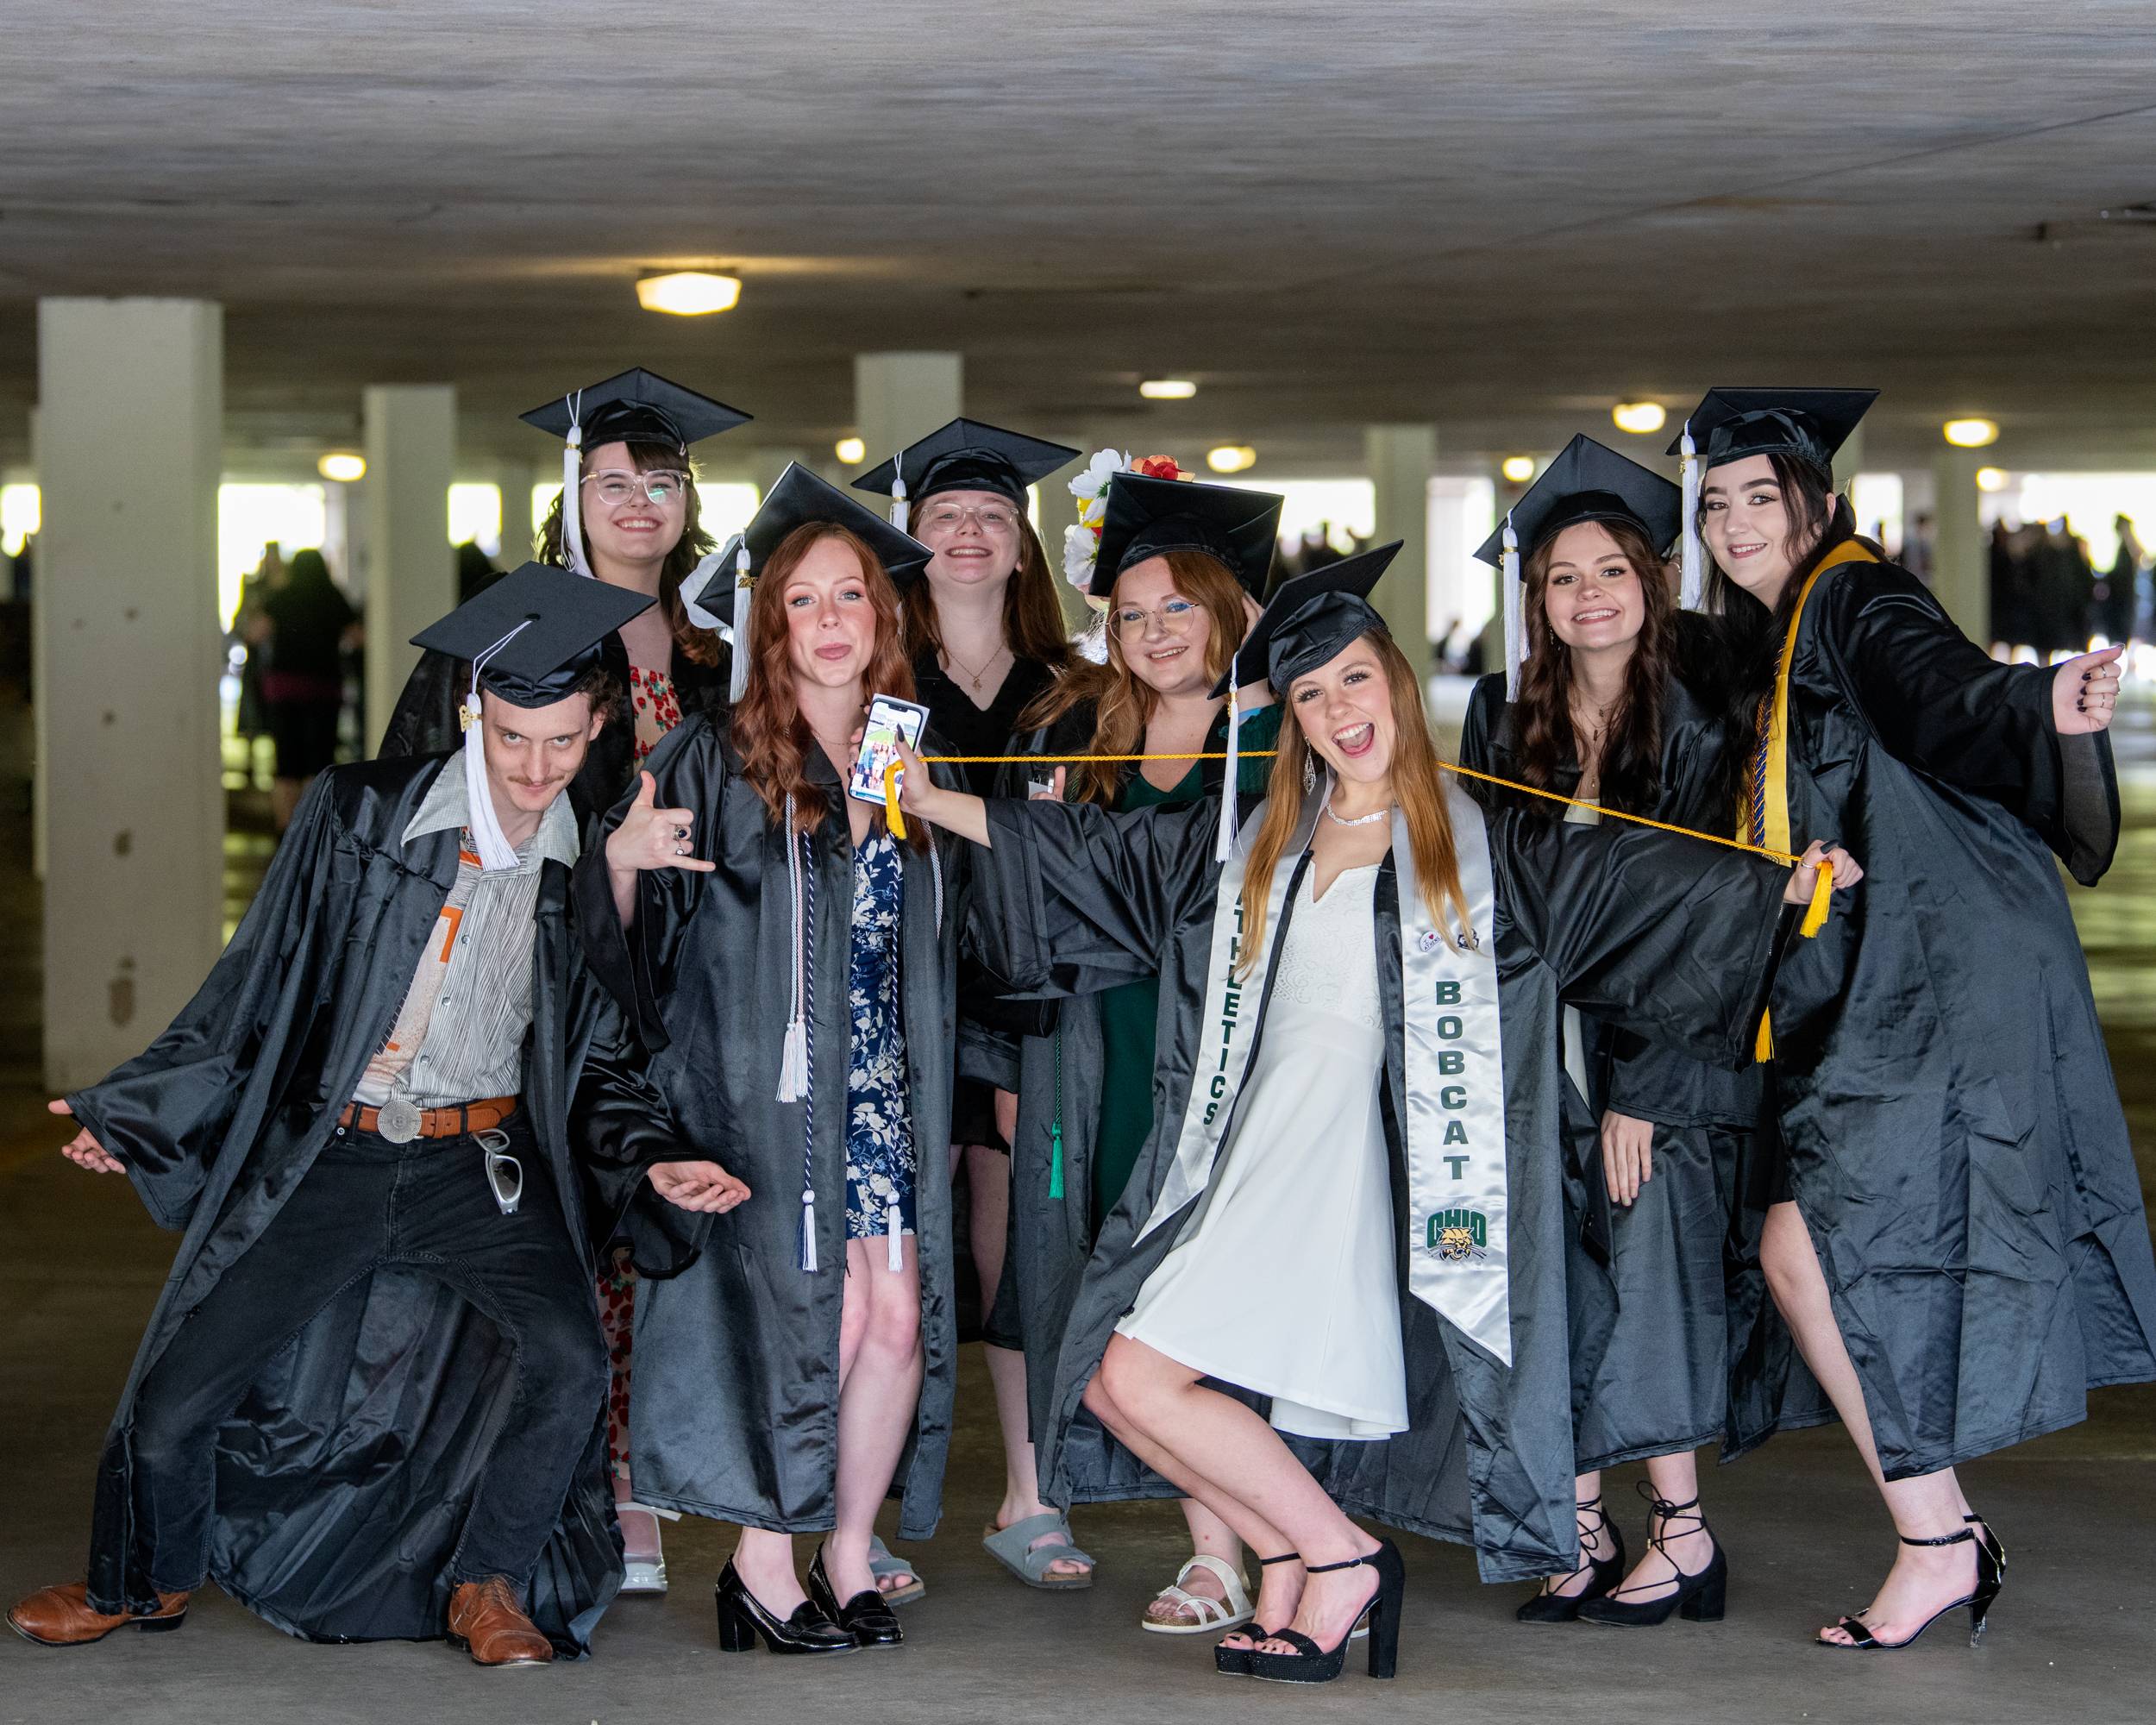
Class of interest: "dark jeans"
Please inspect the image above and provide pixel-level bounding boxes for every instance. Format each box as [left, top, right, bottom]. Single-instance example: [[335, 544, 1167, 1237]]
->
[[124, 1113, 607, 1594]]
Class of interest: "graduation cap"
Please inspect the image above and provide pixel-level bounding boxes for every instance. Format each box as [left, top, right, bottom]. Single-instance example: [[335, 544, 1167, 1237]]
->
[[520, 368, 753, 577], [1201, 541, 1403, 864], [683, 462, 932, 701], [1087, 472, 1282, 599], [410, 562, 655, 871], [853, 418, 1079, 520], [1665, 387, 1877, 612], [1470, 436, 1682, 697]]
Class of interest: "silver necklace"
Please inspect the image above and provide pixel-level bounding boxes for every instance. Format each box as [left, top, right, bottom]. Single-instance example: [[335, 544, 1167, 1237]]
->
[[1324, 795, 1389, 828]]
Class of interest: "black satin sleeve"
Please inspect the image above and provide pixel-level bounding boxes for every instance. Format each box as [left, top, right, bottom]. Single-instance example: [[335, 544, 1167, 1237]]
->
[[377, 649, 465, 760]]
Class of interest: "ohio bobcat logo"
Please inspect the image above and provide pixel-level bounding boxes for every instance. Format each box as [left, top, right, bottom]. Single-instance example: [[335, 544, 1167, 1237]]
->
[[1426, 1208, 1489, 1262]]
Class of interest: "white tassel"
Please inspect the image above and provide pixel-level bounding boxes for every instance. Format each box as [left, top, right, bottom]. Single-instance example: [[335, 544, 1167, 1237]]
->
[[462, 620, 536, 871], [887, 1201, 902, 1273], [1679, 420, 1704, 612], [1501, 512, 1524, 701], [890, 455, 910, 530], [1215, 699, 1241, 863], [799, 1188, 818, 1273], [728, 538, 754, 703], [561, 394, 591, 577], [776, 1015, 808, 1102]]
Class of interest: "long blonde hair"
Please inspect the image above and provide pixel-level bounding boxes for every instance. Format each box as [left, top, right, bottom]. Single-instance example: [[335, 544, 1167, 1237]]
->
[[1237, 629, 1470, 976]]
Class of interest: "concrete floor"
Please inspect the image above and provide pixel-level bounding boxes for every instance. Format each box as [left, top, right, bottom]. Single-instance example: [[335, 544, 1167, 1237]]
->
[[1, 685, 2152, 1725]]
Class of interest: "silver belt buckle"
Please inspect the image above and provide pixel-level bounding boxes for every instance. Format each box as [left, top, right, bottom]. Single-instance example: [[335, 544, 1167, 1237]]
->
[[376, 1095, 423, 1143]]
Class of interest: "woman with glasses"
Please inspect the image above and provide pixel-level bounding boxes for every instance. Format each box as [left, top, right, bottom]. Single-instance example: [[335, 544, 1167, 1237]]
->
[[381, 369, 750, 1596], [577, 468, 962, 1656], [994, 468, 1285, 1633], [850, 423, 1085, 1597]]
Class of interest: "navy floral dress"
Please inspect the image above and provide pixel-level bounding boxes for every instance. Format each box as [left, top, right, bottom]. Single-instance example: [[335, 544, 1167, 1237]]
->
[[845, 831, 916, 1243]]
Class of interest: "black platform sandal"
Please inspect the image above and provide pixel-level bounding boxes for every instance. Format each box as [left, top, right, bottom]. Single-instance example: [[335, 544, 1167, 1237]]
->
[[1518, 1496, 1626, 1623], [806, 1545, 902, 1648], [1576, 1486, 1725, 1628], [1816, 1526, 2002, 1651], [1243, 1538, 1404, 1685], [1214, 1552, 1300, 1678]]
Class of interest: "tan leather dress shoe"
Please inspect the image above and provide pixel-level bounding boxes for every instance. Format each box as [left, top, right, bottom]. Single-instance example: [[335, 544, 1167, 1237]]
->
[[9, 1581, 189, 1646], [446, 1577, 554, 1667]]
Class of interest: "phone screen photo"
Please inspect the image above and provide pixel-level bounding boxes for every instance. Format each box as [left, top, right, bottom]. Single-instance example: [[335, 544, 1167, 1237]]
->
[[847, 694, 931, 806]]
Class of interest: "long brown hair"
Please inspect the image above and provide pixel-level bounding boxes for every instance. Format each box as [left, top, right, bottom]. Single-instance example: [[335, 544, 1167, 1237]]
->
[[1238, 630, 1470, 977], [1512, 516, 1673, 817], [538, 439, 723, 667], [1018, 549, 1246, 806], [900, 496, 1075, 674], [731, 522, 922, 843]]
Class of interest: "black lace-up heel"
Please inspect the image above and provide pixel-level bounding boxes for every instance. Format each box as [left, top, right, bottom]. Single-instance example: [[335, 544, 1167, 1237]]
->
[[1518, 1496, 1627, 1623], [1577, 1485, 1725, 1628], [1214, 1552, 1300, 1678], [1817, 1525, 2003, 1651], [1243, 1537, 1404, 1684]]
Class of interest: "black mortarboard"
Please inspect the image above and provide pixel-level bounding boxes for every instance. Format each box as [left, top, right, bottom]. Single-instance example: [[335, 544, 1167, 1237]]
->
[[1212, 542, 1402, 698], [1470, 435, 1681, 568], [411, 561, 655, 708], [1088, 473, 1282, 599], [853, 418, 1079, 511], [1667, 387, 1878, 474], [520, 367, 752, 455]]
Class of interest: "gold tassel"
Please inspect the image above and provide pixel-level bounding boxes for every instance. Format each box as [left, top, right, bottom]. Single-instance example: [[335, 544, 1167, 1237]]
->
[[883, 757, 907, 840]]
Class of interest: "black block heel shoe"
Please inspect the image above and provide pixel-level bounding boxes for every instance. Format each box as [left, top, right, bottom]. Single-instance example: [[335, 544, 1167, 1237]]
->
[[1244, 1537, 1404, 1685], [807, 1545, 902, 1648], [1577, 1489, 1725, 1628], [714, 1562, 857, 1655], [1816, 1525, 2003, 1651], [1518, 1496, 1627, 1623]]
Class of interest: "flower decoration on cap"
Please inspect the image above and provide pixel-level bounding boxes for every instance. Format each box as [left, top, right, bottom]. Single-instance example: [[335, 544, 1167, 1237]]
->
[[1061, 448, 1191, 597]]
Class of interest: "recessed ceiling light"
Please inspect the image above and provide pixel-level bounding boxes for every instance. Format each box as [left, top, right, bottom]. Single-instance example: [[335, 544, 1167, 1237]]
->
[[317, 452, 366, 482], [1139, 379, 1198, 400], [636, 271, 743, 316], [1611, 401, 1666, 435], [835, 436, 867, 466], [1501, 455, 1536, 483], [1976, 466, 2009, 492], [1206, 445, 1257, 474], [1943, 417, 1999, 448]]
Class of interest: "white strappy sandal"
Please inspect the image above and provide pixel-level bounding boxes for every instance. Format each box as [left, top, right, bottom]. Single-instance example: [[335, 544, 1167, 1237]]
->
[[1142, 1553, 1253, 1636]]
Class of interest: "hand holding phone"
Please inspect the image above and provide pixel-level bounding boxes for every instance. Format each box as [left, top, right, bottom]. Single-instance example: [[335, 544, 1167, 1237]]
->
[[848, 694, 931, 806]]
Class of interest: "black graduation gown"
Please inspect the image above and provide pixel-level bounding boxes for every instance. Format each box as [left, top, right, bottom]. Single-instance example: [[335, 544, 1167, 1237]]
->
[[1459, 664, 1828, 1471], [64, 755, 685, 1651], [966, 791, 1795, 1580], [572, 711, 963, 1540], [1755, 523, 2156, 1477], [379, 629, 730, 837]]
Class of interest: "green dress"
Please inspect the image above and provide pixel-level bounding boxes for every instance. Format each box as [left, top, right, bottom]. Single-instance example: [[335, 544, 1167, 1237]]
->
[[1091, 704, 1282, 1223]]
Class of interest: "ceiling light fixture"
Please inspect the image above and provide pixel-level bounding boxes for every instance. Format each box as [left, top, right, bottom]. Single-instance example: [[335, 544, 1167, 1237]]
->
[[1611, 401, 1667, 436], [1943, 417, 1999, 448], [1976, 466, 2009, 492], [835, 436, 867, 466], [1138, 379, 1198, 400], [636, 271, 743, 316], [317, 452, 366, 482], [1206, 445, 1257, 474], [1501, 455, 1536, 484]]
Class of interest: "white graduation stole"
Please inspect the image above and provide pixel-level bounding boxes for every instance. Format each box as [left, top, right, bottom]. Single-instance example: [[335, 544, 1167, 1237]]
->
[[1138, 780, 1514, 1367]]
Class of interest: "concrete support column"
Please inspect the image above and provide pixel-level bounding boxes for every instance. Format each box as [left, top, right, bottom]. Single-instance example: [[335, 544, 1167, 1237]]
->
[[362, 385, 455, 751], [497, 460, 537, 565], [36, 298, 223, 1089], [1364, 424, 1436, 677], [1931, 446, 1990, 645], [854, 354, 962, 481]]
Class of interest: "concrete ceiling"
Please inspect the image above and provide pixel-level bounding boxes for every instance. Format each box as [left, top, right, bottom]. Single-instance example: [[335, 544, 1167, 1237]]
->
[[4, 2, 2156, 477]]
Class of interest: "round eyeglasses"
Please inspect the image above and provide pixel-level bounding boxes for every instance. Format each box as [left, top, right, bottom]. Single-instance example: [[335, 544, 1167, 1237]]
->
[[582, 469, 689, 509]]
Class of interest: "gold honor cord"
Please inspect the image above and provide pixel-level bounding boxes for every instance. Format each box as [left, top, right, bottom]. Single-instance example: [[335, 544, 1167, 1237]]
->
[[879, 753, 1835, 938]]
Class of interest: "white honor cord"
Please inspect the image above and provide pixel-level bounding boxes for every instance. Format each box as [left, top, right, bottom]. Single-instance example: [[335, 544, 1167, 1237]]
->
[[728, 537, 754, 702], [560, 390, 592, 578], [1215, 696, 1242, 862], [462, 619, 536, 871], [1501, 512, 1524, 701], [1678, 420, 1705, 612], [887, 1201, 903, 1272]]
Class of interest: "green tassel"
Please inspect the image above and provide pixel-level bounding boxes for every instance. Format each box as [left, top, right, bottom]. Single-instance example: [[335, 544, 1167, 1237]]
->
[[1049, 1120, 1065, 1200]]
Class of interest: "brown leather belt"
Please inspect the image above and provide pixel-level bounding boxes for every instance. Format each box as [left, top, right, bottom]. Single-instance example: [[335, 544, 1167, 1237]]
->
[[337, 1096, 518, 1140]]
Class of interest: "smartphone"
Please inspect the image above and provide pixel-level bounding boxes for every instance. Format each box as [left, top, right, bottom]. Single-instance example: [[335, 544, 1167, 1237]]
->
[[847, 693, 931, 806], [1027, 765, 1061, 801]]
